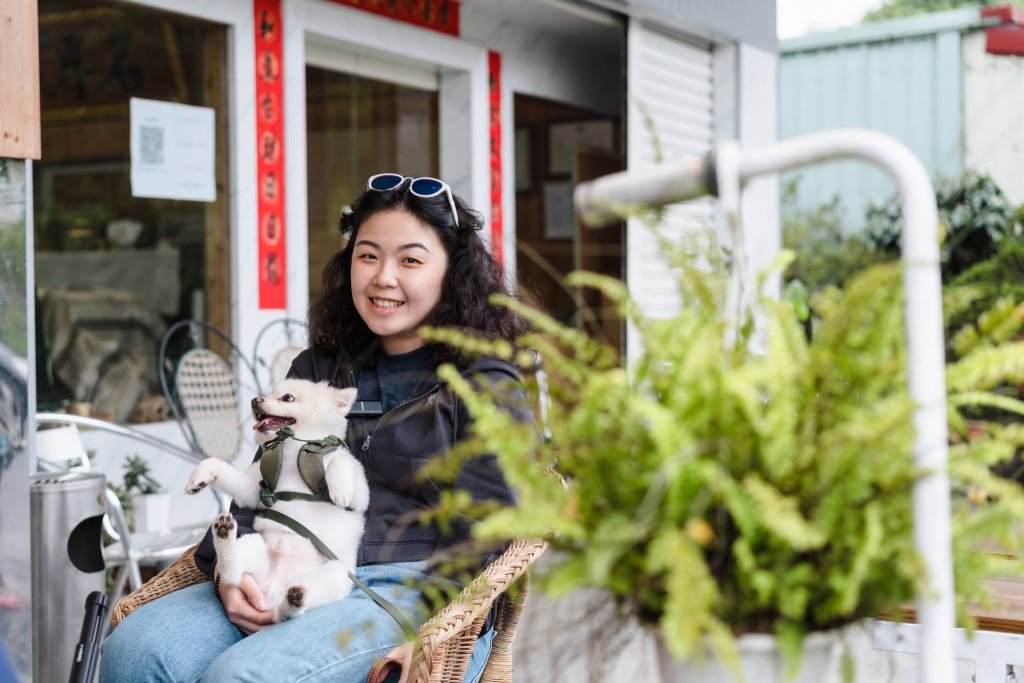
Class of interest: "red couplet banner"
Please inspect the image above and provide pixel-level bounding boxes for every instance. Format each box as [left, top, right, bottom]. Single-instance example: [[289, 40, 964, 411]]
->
[[488, 50, 503, 263], [254, 0, 287, 310]]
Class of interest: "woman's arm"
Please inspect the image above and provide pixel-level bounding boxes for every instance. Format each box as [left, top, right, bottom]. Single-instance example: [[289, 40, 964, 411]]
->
[[444, 364, 533, 569], [451, 365, 533, 508]]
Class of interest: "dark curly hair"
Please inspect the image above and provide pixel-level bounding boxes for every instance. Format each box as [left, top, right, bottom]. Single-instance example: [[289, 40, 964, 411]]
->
[[308, 180, 531, 367]]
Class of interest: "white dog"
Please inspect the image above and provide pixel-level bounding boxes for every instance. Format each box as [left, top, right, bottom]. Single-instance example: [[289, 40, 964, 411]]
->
[[184, 378, 369, 622]]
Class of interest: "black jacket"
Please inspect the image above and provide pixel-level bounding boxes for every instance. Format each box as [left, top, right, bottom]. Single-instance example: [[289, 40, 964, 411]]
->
[[194, 346, 525, 576]]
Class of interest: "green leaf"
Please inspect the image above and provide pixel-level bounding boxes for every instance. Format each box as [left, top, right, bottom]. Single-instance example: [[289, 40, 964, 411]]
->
[[741, 475, 826, 551]]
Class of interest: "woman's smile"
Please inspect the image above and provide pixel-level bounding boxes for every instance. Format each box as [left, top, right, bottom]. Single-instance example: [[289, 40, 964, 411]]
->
[[369, 297, 405, 311]]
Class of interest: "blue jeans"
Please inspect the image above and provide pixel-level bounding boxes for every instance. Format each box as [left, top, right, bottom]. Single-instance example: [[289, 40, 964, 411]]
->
[[99, 562, 494, 683]]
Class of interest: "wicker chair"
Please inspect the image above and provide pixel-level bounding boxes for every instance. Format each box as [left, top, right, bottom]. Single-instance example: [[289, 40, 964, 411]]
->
[[110, 539, 546, 683]]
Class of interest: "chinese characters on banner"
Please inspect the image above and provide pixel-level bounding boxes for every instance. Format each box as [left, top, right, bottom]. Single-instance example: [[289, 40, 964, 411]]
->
[[254, 0, 286, 309], [488, 50, 503, 263], [326, 0, 460, 36]]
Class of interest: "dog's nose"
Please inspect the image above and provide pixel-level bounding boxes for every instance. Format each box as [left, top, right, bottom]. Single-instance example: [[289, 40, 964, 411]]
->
[[251, 397, 264, 410]]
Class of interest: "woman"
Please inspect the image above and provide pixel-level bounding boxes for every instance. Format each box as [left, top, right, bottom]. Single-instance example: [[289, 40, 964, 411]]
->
[[100, 174, 533, 682]]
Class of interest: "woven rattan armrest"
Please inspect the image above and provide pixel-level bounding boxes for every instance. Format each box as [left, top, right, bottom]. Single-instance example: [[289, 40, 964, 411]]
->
[[111, 544, 209, 627], [405, 538, 547, 683]]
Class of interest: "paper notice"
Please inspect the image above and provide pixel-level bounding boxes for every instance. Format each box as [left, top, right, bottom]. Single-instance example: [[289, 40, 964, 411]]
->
[[130, 97, 216, 202]]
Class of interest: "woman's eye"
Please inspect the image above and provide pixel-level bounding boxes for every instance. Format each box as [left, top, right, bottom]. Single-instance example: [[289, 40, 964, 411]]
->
[[357, 253, 377, 261], [402, 257, 421, 265], [281, 394, 294, 402]]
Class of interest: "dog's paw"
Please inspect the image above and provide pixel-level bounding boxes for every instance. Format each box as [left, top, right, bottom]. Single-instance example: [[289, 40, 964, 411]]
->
[[185, 460, 220, 495], [212, 513, 236, 541], [184, 480, 207, 495], [328, 489, 354, 511], [326, 456, 369, 512], [275, 586, 307, 620]]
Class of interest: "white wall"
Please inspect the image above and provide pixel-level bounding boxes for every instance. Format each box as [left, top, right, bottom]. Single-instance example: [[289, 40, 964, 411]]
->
[[737, 43, 781, 297], [963, 30, 1024, 207], [460, 3, 624, 118]]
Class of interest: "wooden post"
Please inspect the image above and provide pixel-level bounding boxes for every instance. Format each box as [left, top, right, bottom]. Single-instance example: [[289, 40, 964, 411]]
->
[[204, 28, 232, 348], [0, 0, 41, 159]]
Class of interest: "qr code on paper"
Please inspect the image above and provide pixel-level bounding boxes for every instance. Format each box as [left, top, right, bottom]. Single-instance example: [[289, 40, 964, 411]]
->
[[139, 125, 165, 165]]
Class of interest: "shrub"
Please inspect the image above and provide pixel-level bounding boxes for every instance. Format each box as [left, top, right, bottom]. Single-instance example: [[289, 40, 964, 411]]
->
[[866, 173, 1023, 282]]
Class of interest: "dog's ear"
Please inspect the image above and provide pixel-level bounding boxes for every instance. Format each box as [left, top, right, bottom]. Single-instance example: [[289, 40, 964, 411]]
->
[[334, 387, 358, 412]]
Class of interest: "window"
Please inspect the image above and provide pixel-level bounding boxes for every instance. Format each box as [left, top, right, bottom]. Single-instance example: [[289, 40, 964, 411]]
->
[[34, 0, 231, 423]]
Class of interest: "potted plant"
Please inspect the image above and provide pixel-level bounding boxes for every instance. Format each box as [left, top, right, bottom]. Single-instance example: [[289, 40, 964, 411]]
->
[[421, 237, 1024, 681], [110, 454, 168, 533]]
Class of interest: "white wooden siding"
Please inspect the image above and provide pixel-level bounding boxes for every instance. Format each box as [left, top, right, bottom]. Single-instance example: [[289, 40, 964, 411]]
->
[[626, 21, 714, 353]]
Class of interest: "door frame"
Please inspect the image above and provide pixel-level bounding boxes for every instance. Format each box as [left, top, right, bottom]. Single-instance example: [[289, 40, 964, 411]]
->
[[118, 0, 256, 360], [283, 0, 490, 319]]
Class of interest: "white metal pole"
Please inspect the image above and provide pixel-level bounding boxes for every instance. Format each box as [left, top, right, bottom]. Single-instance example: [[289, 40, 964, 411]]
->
[[575, 128, 954, 683]]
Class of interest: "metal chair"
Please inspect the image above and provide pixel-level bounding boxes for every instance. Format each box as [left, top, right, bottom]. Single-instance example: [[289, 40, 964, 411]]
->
[[34, 414, 212, 624]]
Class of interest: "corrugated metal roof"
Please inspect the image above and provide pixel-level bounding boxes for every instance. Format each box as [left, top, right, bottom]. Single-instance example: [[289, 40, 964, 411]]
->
[[781, 7, 992, 53]]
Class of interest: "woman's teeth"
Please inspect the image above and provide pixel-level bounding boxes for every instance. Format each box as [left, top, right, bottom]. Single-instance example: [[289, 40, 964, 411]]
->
[[372, 298, 403, 309]]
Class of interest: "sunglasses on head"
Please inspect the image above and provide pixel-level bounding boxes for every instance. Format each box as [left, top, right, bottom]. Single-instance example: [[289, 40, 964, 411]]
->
[[366, 173, 460, 228]]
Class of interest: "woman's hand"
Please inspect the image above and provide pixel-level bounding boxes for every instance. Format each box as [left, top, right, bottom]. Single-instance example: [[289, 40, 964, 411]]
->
[[217, 570, 273, 635], [366, 642, 415, 683]]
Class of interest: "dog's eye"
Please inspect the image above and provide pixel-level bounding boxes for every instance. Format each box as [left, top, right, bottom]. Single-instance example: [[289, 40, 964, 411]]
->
[[281, 394, 294, 402]]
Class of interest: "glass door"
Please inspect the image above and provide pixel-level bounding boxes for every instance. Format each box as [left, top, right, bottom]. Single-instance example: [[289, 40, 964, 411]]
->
[[305, 56, 440, 301]]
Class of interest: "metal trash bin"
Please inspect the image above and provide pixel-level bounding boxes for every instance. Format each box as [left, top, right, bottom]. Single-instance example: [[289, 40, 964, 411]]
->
[[30, 471, 106, 683]]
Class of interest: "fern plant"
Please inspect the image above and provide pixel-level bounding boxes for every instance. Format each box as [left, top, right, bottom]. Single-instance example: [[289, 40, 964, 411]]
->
[[421, 231, 1024, 676]]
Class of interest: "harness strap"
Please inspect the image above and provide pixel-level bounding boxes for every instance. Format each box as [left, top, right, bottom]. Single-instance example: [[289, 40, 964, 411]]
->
[[259, 441, 283, 493], [258, 481, 324, 507], [259, 508, 417, 640]]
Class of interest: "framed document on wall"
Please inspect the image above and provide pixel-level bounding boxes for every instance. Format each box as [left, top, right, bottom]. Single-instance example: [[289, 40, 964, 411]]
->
[[542, 180, 574, 239]]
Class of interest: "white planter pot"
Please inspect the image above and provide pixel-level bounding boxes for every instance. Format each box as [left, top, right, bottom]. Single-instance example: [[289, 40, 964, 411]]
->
[[657, 628, 846, 683], [130, 492, 170, 533]]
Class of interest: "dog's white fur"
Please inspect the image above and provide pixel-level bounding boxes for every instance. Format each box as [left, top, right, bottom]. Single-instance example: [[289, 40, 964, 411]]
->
[[184, 378, 368, 622]]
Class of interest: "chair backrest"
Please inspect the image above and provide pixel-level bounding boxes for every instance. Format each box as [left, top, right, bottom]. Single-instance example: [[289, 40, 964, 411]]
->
[[159, 319, 259, 462], [252, 317, 307, 395], [174, 349, 240, 461]]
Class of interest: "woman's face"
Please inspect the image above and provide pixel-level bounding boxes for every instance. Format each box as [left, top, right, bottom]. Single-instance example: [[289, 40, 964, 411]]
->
[[350, 209, 449, 355]]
